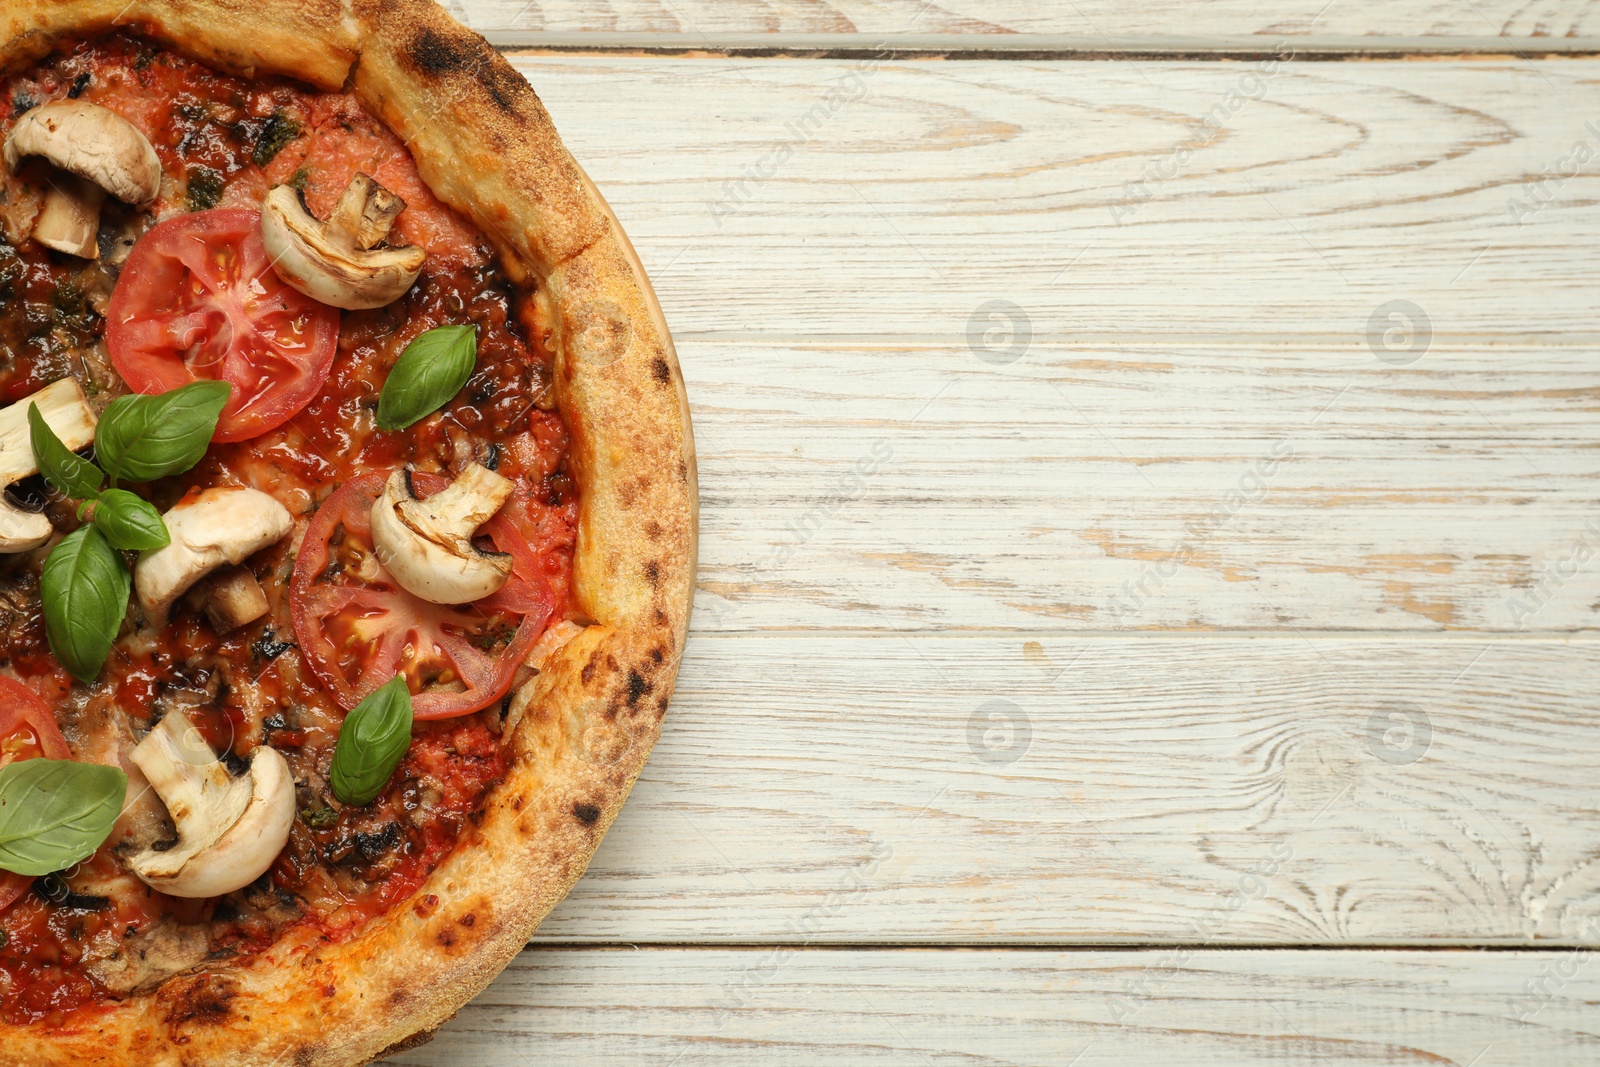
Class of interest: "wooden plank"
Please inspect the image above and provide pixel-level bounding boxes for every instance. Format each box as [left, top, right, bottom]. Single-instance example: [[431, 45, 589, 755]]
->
[[449, 0, 1599, 44], [530, 634, 1600, 944], [384, 946, 1600, 1066], [685, 340, 1600, 634], [508, 57, 1600, 345]]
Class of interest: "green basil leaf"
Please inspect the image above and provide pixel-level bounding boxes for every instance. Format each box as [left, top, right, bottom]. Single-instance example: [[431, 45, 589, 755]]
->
[[28, 403, 103, 500], [96, 381, 231, 487], [91, 489, 171, 552], [0, 759, 128, 876], [41, 526, 130, 683], [329, 675, 414, 806], [376, 325, 476, 431]]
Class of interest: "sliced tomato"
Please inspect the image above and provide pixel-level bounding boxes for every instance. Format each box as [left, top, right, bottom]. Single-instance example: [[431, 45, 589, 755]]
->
[[0, 675, 72, 914], [290, 471, 563, 719], [106, 208, 341, 443]]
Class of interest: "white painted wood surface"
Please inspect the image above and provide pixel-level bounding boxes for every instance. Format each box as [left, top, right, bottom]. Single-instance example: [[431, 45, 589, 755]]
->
[[528, 635, 1600, 945], [514, 57, 1600, 634], [381, 948, 1600, 1066], [445, 0, 1599, 44], [388, 18, 1600, 1067], [520, 57, 1600, 345]]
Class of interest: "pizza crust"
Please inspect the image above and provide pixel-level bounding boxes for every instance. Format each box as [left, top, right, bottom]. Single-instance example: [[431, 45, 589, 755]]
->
[[0, 3, 696, 1063]]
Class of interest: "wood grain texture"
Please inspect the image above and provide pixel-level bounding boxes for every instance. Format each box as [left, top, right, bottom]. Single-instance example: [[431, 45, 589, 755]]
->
[[684, 340, 1600, 634], [484, 57, 1600, 634], [527, 633, 1600, 944], [512, 57, 1600, 344], [392, 47, 1600, 1065], [384, 946, 1600, 1066], [449, 0, 1599, 43]]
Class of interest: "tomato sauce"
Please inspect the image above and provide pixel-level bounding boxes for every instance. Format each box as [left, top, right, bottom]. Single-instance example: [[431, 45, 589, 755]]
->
[[0, 37, 576, 1024]]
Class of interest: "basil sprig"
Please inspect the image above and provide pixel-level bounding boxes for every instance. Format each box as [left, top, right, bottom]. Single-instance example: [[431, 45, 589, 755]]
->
[[34, 401, 171, 552], [376, 325, 476, 431], [29, 403, 103, 500], [96, 380, 231, 486], [0, 758, 128, 876], [41, 526, 131, 683], [30, 381, 233, 683], [329, 675, 414, 806], [85, 489, 171, 552]]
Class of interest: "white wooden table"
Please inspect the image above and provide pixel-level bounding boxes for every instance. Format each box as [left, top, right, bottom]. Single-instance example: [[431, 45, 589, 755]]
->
[[389, 4, 1600, 1063]]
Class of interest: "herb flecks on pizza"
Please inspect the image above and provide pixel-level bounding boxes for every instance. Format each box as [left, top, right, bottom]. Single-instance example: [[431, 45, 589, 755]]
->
[[0, 9, 692, 1062]]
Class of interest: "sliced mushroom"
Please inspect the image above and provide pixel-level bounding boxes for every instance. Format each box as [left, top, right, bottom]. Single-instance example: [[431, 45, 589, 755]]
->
[[259, 174, 426, 310], [370, 463, 513, 604], [134, 488, 291, 626], [82, 915, 211, 994], [3, 101, 161, 259], [183, 565, 270, 634], [32, 173, 106, 258], [126, 709, 294, 898], [0, 378, 97, 552]]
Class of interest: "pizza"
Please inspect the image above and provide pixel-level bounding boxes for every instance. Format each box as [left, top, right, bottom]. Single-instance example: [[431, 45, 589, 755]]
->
[[0, 3, 695, 1063]]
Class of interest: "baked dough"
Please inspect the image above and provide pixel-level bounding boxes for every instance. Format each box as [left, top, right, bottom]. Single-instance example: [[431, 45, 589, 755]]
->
[[0, 2, 696, 1062]]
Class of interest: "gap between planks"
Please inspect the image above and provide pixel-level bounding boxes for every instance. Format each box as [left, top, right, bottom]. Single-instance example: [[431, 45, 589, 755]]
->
[[486, 32, 1600, 58], [519, 941, 1597, 952], [681, 630, 1600, 641]]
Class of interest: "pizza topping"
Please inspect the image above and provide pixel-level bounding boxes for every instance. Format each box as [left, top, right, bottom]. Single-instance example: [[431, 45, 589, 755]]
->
[[34, 382, 237, 681], [0, 38, 580, 1021], [2, 101, 160, 259], [132, 486, 291, 626], [0, 758, 126, 877], [3, 101, 161, 206], [370, 463, 514, 605], [184, 565, 270, 634], [81, 488, 170, 553], [81, 914, 210, 995], [0, 378, 97, 552], [106, 209, 340, 443], [328, 675, 414, 806], [94, 380, 231, 485], [376, 324, 477, 431], [41, 527, 130, 684], [260, 174, 426, 310], [30, 173, 103, 259], [0, 677, 77, 913], [292, 470, 557, 718], [125, 709, 294, 898]]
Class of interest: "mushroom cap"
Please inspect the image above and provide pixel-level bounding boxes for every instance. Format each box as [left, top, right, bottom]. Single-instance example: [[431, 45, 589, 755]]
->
[[260, 185, 425, 310], [128, 742, 295, 899], [134, 487, 292, 625], [3, 101, 161, 205], [0, 378, 97, 552], [370, 466, 514, 605]]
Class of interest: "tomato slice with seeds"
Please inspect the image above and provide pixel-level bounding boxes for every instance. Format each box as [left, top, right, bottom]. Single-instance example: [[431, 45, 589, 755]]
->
[[0, 676, 72, 914], [106, 208, 341, 443], [290, 471, 564, 720]]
